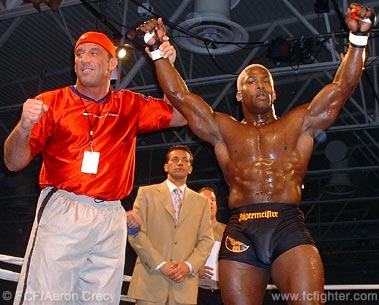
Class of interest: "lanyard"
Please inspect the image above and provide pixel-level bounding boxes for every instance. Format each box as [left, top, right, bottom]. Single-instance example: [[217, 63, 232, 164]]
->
[[79, 96, 108, 152], [79, 97, 95, 151]]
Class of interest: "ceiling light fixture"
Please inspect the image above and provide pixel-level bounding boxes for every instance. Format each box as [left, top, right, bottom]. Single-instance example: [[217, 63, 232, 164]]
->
[[173, 0, 248, 55], [116, 44, 134, 60]]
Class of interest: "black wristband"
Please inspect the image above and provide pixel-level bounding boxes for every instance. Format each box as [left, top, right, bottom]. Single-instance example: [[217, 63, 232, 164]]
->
[[148, 41, 160, 52]]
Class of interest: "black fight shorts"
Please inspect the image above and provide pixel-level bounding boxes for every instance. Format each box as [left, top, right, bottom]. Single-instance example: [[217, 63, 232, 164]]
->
[[218, 203, 315, 269]]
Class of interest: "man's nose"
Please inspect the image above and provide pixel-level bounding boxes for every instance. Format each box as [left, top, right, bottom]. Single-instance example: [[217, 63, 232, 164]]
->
[[256, 80, 263, 88]]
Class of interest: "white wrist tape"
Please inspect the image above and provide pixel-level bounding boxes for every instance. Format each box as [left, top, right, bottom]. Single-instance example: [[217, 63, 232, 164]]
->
[[349, 32, 368, 47], [150, 49, 163, 61], [144, 32, 155, 43]]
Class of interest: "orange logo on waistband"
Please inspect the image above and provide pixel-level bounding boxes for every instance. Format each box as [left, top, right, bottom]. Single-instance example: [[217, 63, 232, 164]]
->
[[238, 210, 279, 221]]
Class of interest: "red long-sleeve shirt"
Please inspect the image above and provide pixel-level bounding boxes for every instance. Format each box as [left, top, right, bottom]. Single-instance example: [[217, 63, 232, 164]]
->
[[30, 86, 173, 200]]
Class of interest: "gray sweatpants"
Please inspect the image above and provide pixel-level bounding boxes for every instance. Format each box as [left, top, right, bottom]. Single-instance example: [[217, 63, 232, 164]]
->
[[14, 187, 127, 305]]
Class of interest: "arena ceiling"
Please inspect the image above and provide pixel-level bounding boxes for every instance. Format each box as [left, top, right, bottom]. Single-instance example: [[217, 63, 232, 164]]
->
[[0, 0, 378, 288]]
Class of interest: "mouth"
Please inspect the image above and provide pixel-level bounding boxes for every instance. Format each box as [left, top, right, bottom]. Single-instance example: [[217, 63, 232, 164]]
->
[[256, 91, 267, 100], [256, 91, 267, 97], [80, 66, 94, 74]]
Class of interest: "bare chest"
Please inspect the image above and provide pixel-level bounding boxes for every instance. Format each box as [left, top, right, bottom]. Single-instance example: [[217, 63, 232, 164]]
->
[[224, 124, 301, 162]]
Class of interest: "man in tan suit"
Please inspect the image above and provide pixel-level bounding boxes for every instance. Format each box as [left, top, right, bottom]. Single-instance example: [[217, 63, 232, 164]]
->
[[128, 144, 214, 305]]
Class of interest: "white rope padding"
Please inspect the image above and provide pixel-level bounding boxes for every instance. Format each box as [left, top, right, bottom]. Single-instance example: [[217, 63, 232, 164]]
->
[[267, 284, 379, 290], [0, 254, 23, 265], [0, 269, 20, 282], [0, 253, 377, 303]]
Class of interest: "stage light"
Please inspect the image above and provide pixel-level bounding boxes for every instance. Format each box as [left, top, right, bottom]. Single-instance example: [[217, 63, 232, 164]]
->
[[267, 38, 292, 61], [324, 140, 355, 195], [116, 44, 133, 60], [267, 37, 314, 64]]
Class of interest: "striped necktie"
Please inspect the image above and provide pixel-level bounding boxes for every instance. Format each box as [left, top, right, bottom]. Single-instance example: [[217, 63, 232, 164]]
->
[[172, 187, 183, 222]]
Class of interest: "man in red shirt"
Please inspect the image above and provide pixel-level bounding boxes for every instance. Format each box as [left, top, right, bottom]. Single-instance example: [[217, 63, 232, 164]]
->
[[4, 31, 185, 305]]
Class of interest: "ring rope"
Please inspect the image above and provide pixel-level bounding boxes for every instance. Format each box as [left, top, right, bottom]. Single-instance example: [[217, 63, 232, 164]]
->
[[0, 253, 377, 303]]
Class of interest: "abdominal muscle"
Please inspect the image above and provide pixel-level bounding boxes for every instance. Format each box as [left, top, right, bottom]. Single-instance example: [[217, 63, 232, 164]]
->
[[214, 116, 310, 209], [224, 158, 305, 209]]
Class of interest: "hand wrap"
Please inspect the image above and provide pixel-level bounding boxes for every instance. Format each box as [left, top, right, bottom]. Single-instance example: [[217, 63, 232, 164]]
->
[[137, 28, 163, 61], [349, 4, 377, 47]]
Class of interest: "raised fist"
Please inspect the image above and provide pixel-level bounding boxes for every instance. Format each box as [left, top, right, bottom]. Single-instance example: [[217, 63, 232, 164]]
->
[[129, 18, 176, 63], [345, 3, 377, 34], [134, 18, 163, 52]]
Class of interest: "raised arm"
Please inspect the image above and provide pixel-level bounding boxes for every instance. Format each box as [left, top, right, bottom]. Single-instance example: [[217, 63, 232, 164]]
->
[[304, 3, 375, 136], [163, 94, 187, 128], [4, 99, 48, 171], [152, 35, 188, 128], [137, 18, 223, 146], [156, 58, 221, 145]]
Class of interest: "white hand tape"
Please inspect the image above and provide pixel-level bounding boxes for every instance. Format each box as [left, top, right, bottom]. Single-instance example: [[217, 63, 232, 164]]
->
[[144, 32, 155, 43], [150, 49, 163, 61], [349, 32, 368, 47], [361, 17, 372, 24]]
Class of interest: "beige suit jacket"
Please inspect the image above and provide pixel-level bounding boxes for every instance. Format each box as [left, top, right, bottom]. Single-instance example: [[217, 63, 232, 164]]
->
[[127, 181, 214, 304]]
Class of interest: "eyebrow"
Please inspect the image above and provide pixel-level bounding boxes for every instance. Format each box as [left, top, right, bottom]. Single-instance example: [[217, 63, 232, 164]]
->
[[75, 46, 102, 53], [246, 74, 270, 78], [170, 156, 190, 161]]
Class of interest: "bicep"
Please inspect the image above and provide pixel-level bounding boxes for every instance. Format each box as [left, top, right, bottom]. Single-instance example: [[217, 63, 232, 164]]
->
[[304, 83, 345, 135], [178, 92, 222, 145]]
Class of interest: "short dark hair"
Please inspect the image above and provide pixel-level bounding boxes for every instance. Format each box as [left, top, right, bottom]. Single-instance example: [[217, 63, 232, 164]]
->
[[165, 144, 193, 163], [198, 186, 216, 194]]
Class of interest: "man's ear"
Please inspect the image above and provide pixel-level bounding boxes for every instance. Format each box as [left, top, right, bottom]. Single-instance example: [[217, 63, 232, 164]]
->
[[164, 163, 168, 173], [110, 57, 118, 71], [236, 91, 242, 102]]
